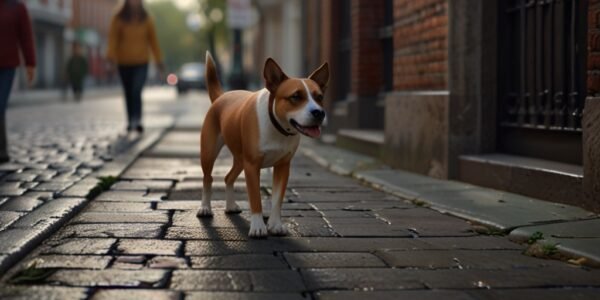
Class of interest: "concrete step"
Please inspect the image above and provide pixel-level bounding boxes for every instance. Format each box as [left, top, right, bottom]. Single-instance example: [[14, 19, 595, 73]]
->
[[335, 129, 384, 158], [458, 153, 587, 211]]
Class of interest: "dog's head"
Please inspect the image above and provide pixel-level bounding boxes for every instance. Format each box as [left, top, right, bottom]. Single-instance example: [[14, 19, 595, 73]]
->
[[264, 58, 329, 138]]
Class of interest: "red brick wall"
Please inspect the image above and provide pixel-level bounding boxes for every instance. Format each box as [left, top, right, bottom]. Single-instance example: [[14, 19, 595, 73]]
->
[[588, 0, 600, 96], [393, 0, 448, 91], [351, 0, 384, 97]]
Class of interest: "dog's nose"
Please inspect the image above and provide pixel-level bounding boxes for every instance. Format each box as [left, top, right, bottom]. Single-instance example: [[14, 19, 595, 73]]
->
[[311, 109, 325, 122]]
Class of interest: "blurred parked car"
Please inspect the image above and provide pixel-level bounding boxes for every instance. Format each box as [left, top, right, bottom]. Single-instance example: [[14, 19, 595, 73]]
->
[[175, 62, 205, 94]]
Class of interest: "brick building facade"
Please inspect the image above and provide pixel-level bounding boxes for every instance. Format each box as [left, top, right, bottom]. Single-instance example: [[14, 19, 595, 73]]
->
[[304, 0, 600, 212], [69, 0, 119, 85]]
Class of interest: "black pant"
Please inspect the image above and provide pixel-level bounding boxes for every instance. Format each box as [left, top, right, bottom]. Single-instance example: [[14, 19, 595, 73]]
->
[[118, 64, 148, 129]]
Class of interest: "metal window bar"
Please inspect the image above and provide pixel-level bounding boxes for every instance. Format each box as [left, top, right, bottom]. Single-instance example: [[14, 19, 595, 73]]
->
[[501, 0, 585, 132]]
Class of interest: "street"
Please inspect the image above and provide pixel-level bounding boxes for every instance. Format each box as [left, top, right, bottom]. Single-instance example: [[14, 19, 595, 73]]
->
[[0, 89, 598, 299]]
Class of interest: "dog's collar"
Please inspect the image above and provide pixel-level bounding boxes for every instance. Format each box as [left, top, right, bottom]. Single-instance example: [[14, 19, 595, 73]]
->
[[268, 94, 296, 137]]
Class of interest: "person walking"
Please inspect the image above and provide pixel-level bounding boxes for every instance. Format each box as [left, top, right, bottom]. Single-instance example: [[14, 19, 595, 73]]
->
[[0, 0, 36, 163], [66, 42, 88, 102], [107, 0, 164, 133]]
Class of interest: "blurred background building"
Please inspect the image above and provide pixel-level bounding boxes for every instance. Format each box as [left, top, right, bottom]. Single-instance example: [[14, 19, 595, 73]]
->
[[20, 0, 72, 90], [302, 0, 599, 212], [68, 0, 119, 86]]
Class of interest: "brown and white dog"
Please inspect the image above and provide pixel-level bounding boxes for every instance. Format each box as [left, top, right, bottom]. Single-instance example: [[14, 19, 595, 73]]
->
[[198, 52, 329, 237]]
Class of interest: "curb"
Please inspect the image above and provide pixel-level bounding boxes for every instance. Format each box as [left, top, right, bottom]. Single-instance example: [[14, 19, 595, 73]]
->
[[0, 129, 167, 275], [300, 141, 600, 267]]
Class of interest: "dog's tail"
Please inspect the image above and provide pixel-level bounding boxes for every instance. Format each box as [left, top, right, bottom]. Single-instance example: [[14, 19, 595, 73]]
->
[[205, 51, 223, 103]]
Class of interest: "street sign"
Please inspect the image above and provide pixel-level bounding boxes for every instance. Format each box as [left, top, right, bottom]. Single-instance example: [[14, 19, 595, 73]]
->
[[227, 0, 256, 29]]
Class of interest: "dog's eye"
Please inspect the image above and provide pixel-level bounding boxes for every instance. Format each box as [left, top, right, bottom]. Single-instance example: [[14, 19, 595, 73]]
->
[[289, 93, 302, 102], [314, 94, 324, 102]]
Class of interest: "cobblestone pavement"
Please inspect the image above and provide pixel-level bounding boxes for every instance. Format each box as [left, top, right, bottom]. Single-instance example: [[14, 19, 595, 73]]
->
[[1, 120, 599, 299], [0, 88, 202, 274]]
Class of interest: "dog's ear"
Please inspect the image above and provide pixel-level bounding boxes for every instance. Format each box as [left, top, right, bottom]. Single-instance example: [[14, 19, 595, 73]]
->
[[309, 62, 329, 93], [264, 58, 288, 94]]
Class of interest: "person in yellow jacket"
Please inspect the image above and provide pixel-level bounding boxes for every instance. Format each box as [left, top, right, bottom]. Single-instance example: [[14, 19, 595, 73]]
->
[[107, 0, 164, 133]]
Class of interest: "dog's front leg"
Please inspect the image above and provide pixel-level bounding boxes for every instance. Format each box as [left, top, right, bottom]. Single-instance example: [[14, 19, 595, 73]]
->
[[244, 161, 267, 238], [267, 160, 290, 235]]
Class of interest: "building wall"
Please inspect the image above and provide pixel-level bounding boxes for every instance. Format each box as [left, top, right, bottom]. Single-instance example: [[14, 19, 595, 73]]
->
[[393, 0, 448, 90], [22, 0, 72, 89], [384, 0, 450, 178], [584, 0, 600, 210]]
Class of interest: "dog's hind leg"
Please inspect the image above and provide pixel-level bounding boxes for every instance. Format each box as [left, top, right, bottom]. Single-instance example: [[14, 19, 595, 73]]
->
[[197, 126, 223, 218], [224, 158, 243, 214]]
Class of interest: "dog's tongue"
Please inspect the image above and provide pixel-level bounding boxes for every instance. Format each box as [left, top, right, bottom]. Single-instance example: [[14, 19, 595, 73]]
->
[[304, 126, 321, 138]]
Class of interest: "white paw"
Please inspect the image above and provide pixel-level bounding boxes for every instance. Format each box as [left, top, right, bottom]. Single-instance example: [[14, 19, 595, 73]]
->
[[248, 214, 267, 238], [267, 219, 288, 236], [225, 202, 242, 214], [196, 206, 213, 217]]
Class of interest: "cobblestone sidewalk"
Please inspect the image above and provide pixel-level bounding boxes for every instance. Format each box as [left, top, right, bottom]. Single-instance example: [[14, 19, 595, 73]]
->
[[0, 88, 192, 275], [1, 128, 599, 299]]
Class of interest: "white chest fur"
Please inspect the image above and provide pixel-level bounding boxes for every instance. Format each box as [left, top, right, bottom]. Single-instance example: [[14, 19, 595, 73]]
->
[[256, 89, 300, 168]]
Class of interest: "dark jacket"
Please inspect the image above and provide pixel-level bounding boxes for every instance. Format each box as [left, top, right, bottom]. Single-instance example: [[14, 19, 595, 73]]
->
[[0, 0, 36, 68]]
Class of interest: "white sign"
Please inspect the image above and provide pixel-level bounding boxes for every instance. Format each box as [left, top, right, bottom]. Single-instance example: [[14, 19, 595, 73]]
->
[[227, 0, 256, 29]]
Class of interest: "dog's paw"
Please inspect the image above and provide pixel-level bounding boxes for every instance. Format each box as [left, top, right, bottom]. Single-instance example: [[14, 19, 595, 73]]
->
[[267, 220, 288, 236], [225, 203, 242, 214], [248, 214, 268, 238], [196, 206, 213, 218]]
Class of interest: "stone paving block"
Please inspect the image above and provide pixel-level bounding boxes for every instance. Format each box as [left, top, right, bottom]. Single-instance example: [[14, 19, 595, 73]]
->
[[61, 177, 99, 197], [333, 225, 412, 238], [122, 158, 203, 180], [185, 240, 298, 256], [26, 254, 111, 269], [0, 286, 88, 300], [148, 256, 189, 269], [0, 163, 25, 172], [57, 223, 164, 238], [419, 236, 525, 250], [301, 268, 424, 291], [410, 268, 600, 289], [0, 211, 24, 231], [312, 201, 413, 211], [95, 191, 166, 202], [42, 238, 117, 255], [3, 172, 38, 182], [315, 290, 474, 300], [46, 269, 168, 288], [185, 292, 306, 300], [85, 202, 152, 212], [171, 270, 251, 291], [0, 228, 46, 255], [190, 254, 288, 270], [467, 288, 600, 300], [287, 217, 336, 237], [111, 256, 146, 270], [91, 289, 180, 300], [11, 198, 86, 228], [32, 181, 75, 193], [172, 211, 249, 228], [111, 180, 174, 191], [171, 270, 305, 292], [284, 252, 386, 268], [0, 185, 26, 197], [375, 250, 566, 270], [0, 196, 44, 212], [156, 200, 203, 210], [72, 211, 169, 224], [166, 227, 248, 241], [116, 239, 182, 255]]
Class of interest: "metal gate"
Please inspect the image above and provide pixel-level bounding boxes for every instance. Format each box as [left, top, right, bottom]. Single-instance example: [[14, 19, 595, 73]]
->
[[497, 0, 587, 164]]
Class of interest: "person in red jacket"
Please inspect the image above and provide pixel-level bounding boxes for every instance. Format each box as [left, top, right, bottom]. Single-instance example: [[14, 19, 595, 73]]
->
[[0, 0, 36, 162]]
